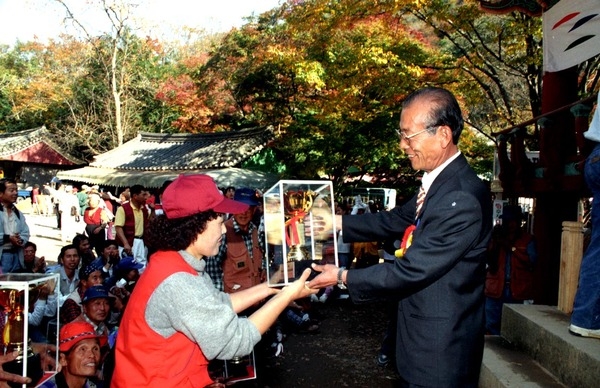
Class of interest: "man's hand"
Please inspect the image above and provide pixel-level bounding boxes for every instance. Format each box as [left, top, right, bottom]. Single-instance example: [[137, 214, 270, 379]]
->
[[9, 234, 23, 247], [308, 263, 340, 289], [33, 256, 46, 273], [0, 352, 32, 387]]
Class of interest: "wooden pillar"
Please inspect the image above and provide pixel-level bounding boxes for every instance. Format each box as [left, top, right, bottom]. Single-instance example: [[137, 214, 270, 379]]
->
[[570, 103, 594, 159], [558, 221, 584, 313], [532, 69, 580, 306]]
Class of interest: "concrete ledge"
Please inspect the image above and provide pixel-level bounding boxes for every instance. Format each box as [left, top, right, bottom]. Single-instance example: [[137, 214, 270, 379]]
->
[[502, 304, 600, 388], [480, 336, 566, 387]]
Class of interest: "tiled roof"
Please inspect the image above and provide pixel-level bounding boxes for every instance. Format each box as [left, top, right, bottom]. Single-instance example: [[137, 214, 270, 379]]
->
[[90, 126, 274, 170], [57, 166, 279, 189], [0, 126, 84, 165]]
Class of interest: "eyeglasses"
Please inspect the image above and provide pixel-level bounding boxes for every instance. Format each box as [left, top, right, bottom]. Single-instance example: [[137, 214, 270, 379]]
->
[[396, 126, 437, 144]]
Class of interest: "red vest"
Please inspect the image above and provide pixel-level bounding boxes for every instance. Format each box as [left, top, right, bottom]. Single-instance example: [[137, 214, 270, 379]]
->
[[222, 219, 263, 294], [119, 202, 149, 247], [112, 251, 211, 387], [485, 233, 535, 300]]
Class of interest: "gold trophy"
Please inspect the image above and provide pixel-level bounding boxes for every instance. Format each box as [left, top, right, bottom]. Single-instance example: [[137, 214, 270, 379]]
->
[[0, 285, 44, 387], [283, 189, 317, 280]]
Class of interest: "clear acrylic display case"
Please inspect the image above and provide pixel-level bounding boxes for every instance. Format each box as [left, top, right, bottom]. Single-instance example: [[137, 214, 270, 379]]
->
[[264, 180, 338, 286], [0, 273, 60, 387], [222, 350, 256, 383]]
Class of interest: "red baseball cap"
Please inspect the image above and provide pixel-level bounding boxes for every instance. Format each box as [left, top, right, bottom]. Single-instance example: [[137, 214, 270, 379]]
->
[[59, 322, 108, 352], [162, 174, 249, 219]]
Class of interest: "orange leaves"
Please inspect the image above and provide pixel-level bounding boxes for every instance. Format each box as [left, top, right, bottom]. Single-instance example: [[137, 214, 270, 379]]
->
[[156, 74, 214, 133]]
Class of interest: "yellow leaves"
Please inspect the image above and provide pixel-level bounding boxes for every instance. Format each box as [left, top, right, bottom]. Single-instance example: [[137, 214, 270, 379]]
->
[[295, 61, 326, 91], [362, 46, 388, 66]]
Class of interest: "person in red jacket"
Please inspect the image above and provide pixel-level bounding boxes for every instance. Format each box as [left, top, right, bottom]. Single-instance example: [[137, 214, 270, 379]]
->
[[484, 204, 538, 335], [112, 174, 316, 387]]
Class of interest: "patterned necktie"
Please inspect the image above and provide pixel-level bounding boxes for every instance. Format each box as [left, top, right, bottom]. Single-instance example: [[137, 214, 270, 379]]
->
[[415, 186, 426, 220]]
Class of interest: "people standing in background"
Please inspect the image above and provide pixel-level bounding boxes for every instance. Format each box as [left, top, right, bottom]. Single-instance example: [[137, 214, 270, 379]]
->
[[100, 191, 116, 240], [59, 185, 81, 243], [31, 184, 41, 215], [0, 178, 29, 273], [42, 183, 54, 217], [485, 205, 537, 335], [77, 185, 91, 216], [53, 182, 64, 229], [84, 192, 110, 256], [114, 185, 150, 268]]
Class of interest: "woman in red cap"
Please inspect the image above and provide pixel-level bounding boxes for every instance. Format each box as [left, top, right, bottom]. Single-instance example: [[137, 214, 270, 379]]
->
[[112, 174, 316, 387], [39, 321, 107, 388]]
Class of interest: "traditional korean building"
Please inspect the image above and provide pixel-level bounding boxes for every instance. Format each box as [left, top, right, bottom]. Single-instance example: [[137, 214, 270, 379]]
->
[[0, 126, 85, 187], [56, 126, 278, 190]]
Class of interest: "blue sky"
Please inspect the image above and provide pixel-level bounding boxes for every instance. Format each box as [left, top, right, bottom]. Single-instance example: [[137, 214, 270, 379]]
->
[[0, 0, 282, 45]]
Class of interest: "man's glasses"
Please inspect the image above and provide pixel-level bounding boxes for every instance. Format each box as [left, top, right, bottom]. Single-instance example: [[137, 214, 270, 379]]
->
[[395, 126, 437, 144]]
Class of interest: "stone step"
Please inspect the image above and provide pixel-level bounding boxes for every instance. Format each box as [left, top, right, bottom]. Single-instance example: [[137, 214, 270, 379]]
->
[[480, 335, 567, 387], [500, 304, 600, 388]]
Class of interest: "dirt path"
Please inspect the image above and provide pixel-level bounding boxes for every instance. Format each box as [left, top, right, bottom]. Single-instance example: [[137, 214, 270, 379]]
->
[[234, 296, 401, 387]]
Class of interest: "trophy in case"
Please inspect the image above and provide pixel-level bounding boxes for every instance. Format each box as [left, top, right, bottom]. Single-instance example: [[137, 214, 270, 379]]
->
[[0, 273, 60, 387], [222, 351, 256, 383], [264, 180, 338, 286]]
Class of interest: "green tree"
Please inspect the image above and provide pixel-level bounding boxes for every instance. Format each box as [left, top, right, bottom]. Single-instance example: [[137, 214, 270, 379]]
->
[[198, 0, 448, 189]]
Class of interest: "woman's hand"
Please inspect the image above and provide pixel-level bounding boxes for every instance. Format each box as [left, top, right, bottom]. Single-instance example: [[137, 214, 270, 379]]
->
[[281, 268, 318, 301]]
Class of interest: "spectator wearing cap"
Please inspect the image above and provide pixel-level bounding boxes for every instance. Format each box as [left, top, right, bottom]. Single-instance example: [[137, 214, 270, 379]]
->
[[205, 187, 263, 294], [73, 285, 115, 338], [114, 184, 151, 269], [485, 204, 537, 335], [60, 263, 105, 324], [38, 321, 107, 388], [112, 174, 316, 387]]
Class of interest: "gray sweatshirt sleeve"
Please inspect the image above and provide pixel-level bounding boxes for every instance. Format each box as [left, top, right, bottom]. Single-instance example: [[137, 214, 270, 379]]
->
[[144, 271, 261, 360]]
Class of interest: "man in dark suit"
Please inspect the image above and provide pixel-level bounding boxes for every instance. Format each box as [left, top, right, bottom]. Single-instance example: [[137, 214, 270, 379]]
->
[[310, 87, 492, 387]]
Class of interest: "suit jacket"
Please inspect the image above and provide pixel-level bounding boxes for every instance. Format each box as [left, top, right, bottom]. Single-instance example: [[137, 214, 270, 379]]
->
[[344, 155, 492, 387]]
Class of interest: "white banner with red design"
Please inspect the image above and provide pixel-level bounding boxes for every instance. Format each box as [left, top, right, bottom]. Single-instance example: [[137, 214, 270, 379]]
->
[[543, 0, 600, 72]]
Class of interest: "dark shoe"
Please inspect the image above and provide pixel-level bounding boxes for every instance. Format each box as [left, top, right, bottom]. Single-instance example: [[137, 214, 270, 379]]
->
[[377, 352, 391, 367], [569, 324, 600, 339]]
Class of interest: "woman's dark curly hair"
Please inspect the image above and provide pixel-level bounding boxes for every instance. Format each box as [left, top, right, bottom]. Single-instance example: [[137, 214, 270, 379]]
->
[[144, 210, 220, 252]]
